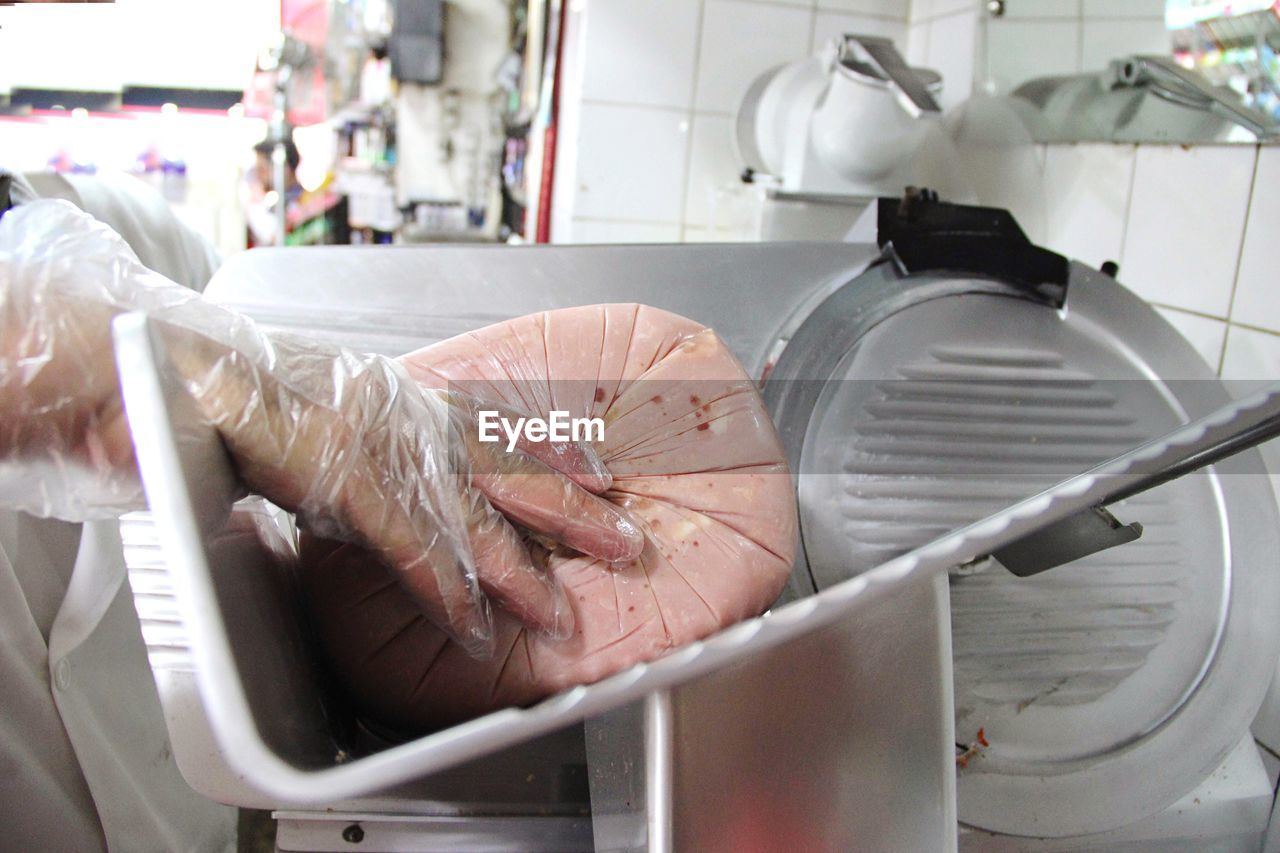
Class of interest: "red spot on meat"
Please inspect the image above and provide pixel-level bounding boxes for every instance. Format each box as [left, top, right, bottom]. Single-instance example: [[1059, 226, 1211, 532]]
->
[[977, 727, 989, 747], [690, 395, 701, 405], [696, 422, 710, 431], [701, 403, 711, 413], [627, 605, 635, 613], [651, 395, 663, 404], [594, 386, 606, 403], [693, 540, 700, 547]]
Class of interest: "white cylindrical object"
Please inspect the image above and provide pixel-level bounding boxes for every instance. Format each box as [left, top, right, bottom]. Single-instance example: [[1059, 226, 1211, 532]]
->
[[736, 58, 827, 177], [809, 63, 935, 182]]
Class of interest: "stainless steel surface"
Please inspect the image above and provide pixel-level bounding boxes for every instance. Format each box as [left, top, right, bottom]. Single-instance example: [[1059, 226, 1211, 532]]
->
[[762, 258, 1056, 600], [642, 692, 673, 853], [995, 401, 1280, 576], [116, 268, 1280, 805], [586, 576, 956, 853], [120, 242, 1280, 849], [667, 573, 955, 853], [142, 243, 962, 852], [1009, 60, 1275, 143], [203, 243, 883, 377], [273, 812, 593, 852], [585, 700, 647, 852], [764, 257, 1280, 836], [989, 505, 1143, 577], [1110, 55, 1277, 140], [958, 735, 1272, 852]]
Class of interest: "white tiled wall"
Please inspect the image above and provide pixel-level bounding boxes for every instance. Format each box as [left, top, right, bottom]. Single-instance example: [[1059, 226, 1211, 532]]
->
[[1154, 307, 1228, 371], [577, 0, 701, 110], [1232, 146, 1280, 335], [1034, 141, 1280, 383], [1120, 144, 1256, 319], [683, 113, 740, 229], [557, 0, 1177, 243], [1079, 17, 1170, 71], [905, 0, 982, 108], [572, 102, 690, 223], [556, 0, 911, 244], [1040, 142, 1134, 267]]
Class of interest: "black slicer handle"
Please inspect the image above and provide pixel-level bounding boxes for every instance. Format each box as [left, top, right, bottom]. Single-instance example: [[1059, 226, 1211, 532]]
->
[[877, 188, 1070, 309]]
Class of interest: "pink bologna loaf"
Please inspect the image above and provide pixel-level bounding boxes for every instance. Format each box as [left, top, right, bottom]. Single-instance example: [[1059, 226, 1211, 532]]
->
[[302, 304, 797, 731]]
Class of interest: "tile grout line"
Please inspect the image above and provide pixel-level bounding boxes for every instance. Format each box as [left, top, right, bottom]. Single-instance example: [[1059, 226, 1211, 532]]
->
[[1208, 142, 1259, 371], [1149, 302, 1280, 340], [1228, 319, 1280, 339], [679, 0, 710, 240], [1217, 144, 1263, 375], [1149, 301, 1227, 323]]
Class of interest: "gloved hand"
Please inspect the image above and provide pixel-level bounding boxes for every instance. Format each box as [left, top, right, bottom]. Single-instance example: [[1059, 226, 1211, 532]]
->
[[0, 200, 643, 656]]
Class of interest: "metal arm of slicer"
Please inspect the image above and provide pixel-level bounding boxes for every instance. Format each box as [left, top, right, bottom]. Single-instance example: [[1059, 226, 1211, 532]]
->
[[988, 382, 1280, 578], [842, 34, 942, 117], [1108, 54, 1278, 140]]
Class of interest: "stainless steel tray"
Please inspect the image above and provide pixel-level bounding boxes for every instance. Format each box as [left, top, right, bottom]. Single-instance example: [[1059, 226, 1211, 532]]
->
[[112, 306, 1280, 811]]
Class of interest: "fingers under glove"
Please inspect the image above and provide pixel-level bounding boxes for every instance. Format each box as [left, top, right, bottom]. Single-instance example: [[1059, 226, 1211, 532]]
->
[[1, 201, 636, 657], [448, 395, 644, 565], [472, 462, 645, 565], [459, 481, 573, 639], [195, 348, 500, 658], [445, 395, 614, 494]]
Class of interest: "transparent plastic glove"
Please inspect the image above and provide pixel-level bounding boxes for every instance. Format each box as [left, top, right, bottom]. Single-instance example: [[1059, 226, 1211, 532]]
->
[[0, 200, 643, 656]]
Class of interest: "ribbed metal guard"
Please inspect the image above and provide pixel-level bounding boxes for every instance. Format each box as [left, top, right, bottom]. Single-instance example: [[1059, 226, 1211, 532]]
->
[[836, 345, 1186, 709], [795, 285, 1238, 790], [120, 511, 192, 671]]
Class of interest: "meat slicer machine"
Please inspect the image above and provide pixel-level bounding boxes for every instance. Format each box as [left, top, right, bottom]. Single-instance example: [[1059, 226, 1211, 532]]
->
[[116, 197, 1280, 851]]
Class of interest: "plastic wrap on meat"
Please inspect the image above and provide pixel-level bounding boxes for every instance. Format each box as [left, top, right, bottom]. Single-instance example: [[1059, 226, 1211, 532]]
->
[[301, 304, 797, 731]]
